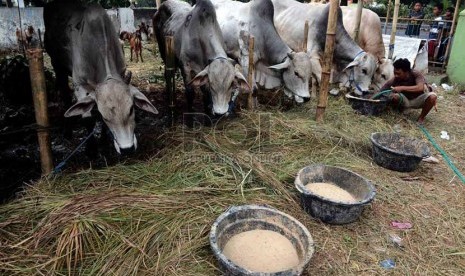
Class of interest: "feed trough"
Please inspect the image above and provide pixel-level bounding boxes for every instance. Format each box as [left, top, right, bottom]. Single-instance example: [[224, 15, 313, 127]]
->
[[346, 92, 389, 116], [295, 165, 376, 225], [370, 132, 430, 172], [209, 205, 314, 275]]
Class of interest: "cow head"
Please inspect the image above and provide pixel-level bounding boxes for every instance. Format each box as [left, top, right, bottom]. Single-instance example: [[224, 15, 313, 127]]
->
[[64, 78, 158, 154], [342, 52, 377, 95], [269, 52, 312, 103], [188, 58, 249, 116], [371, 58, 394, 92]]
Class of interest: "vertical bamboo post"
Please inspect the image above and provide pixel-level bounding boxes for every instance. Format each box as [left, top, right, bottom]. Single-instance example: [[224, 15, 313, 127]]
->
[[27, 48, 53, 175], [156, 0, 161, 8], [247, 36, 255, 110], [316, 0, 338, 122], [353, 0, 363, 43], [383, 0, 392, 34], [442, 0, 462, 69], [303, 20, 309, 51], [164, 36, 176, 126], [388, 0, 400, 59]]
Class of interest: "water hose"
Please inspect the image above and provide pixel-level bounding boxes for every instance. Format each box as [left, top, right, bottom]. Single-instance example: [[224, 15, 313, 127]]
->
[[371, 89, 403, 108], [419, 125, 465, 184]]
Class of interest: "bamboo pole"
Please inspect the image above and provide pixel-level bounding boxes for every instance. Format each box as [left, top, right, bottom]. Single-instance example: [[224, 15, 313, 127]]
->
[[303, 20, 309, 51], [247, 36, 255, 110], [27, 48, 53, 175], [156, 0, 161, 8], [164, 36, 176, 126], [353, 0, 363, 43], [383, 0, 392, 34], [316, 0, 338, 122], [442, 0, 462, 69], [388, 0, 400, 59]]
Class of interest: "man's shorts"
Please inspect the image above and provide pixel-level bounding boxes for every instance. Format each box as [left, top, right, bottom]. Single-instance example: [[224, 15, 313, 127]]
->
[[398, 92, 437, 109]]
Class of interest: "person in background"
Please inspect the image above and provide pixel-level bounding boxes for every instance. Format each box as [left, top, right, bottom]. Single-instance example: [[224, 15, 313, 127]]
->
[[437, 7, 455, 62], [428, 3, 444, 40], [379, 59, 437, 124], [405, 2, 424, 37]]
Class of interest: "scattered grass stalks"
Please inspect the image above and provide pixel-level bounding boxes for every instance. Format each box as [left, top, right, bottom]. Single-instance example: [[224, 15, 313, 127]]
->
[[1, 45, 465, 274]]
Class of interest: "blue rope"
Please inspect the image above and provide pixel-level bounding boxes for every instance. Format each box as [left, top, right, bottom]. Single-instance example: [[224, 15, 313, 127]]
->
[[419, 125, 465, 184], [52, 129, 96, 174]]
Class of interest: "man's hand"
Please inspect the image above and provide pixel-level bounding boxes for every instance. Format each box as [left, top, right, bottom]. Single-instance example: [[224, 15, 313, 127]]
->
[[391, 86, 401, 93]]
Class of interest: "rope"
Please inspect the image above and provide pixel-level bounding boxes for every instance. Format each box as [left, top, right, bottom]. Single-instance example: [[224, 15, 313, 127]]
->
[[419, 125, 465, 184], [52, 129, 96, 174]]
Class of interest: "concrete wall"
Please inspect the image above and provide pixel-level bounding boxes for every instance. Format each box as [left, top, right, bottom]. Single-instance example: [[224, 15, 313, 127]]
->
[[0, 7, 44, 49], [447, 10, 465, 85], [0, 7, 140, 49], [133, 8, 157, 27]]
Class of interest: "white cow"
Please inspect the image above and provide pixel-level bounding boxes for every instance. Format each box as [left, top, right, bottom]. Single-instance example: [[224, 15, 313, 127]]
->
[[211, 0, 315, 103], [272, 0, 378, 95], [153, 0, 249, 115], [341, 6, 393, 91]]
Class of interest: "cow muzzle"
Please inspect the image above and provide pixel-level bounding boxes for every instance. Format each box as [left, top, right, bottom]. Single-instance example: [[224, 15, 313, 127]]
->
[[113, 134, 138, 155]]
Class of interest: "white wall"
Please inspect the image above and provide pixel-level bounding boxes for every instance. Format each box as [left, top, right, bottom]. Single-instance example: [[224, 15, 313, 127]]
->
[[0, 7, 136, 49]]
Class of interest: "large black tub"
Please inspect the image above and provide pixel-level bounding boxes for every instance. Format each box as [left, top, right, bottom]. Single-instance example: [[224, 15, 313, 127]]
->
[[370, 132, 430, 172], [209, 205, 314, 275], [295, 165, 376, 225]]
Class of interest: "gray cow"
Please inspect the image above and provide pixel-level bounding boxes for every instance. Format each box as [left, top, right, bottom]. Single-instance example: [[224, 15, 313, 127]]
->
[[211, 0, 315, 104], [154, 0, 249, 116], [272, 0, 378, 96], [44, 0, 158, 154]]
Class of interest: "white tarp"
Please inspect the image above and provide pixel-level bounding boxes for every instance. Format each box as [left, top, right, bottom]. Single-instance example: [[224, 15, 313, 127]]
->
[[382, 34, 428, 74], [118, 8, 136, 33]]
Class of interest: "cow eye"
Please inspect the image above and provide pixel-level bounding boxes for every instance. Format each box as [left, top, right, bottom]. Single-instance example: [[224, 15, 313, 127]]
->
[[381, 74, 386, 79], [362, 69, 368, 75], [294, 71, 300, 78]]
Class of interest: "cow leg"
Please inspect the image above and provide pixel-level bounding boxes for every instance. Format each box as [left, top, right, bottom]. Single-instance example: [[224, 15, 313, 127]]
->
[[54, 67, 74, 139], [140, 49, 143, 62], [185, 86, 195, 113], [200, 86, 211, 115], [130, 48, 133, 62]]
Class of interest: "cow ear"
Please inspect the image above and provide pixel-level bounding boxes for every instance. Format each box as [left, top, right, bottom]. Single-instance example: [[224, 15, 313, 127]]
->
[[187, 69, 209, 87], [130, 86, 159, 114], [287, 52, 295, 60], [234, 71, 251, 93], [64, 95, 95, 117], [268, 59, 290, 71], [343, 60, 360, 72]]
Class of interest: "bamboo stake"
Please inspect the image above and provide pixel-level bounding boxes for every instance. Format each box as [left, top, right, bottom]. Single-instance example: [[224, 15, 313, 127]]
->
[[164, 36, 176, 126], [316, 0, 338, 122], [353, 0, 363, 43], [156, 0, 161, 8], [442, 0, 462, 69], [383, 0, 392, 34], [247, 36, 255, 110], [27, 48, 53, 175], [388, 0, 400, 59], [303, 20, 309, 51]]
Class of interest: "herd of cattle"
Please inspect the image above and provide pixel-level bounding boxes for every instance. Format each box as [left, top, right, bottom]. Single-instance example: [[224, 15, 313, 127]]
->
[[42, 0, 399, 155]]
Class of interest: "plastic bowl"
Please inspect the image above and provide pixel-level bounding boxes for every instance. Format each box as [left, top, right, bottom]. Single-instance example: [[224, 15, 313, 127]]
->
[[209, 205, 314, 275], [295, 165, 376, 224], [370, 132, 430, 172]]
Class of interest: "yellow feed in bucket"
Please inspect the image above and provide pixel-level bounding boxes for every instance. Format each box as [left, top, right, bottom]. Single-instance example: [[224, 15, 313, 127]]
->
[[222, 229, 300, 273], [305, 182, 357, 203]]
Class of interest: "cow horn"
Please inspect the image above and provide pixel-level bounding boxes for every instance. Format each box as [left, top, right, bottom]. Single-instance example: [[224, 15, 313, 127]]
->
[[124, 70, 132, 84]]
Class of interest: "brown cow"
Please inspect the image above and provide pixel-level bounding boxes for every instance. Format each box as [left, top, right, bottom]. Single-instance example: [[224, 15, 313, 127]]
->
[[129, 30, 143, 62]]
